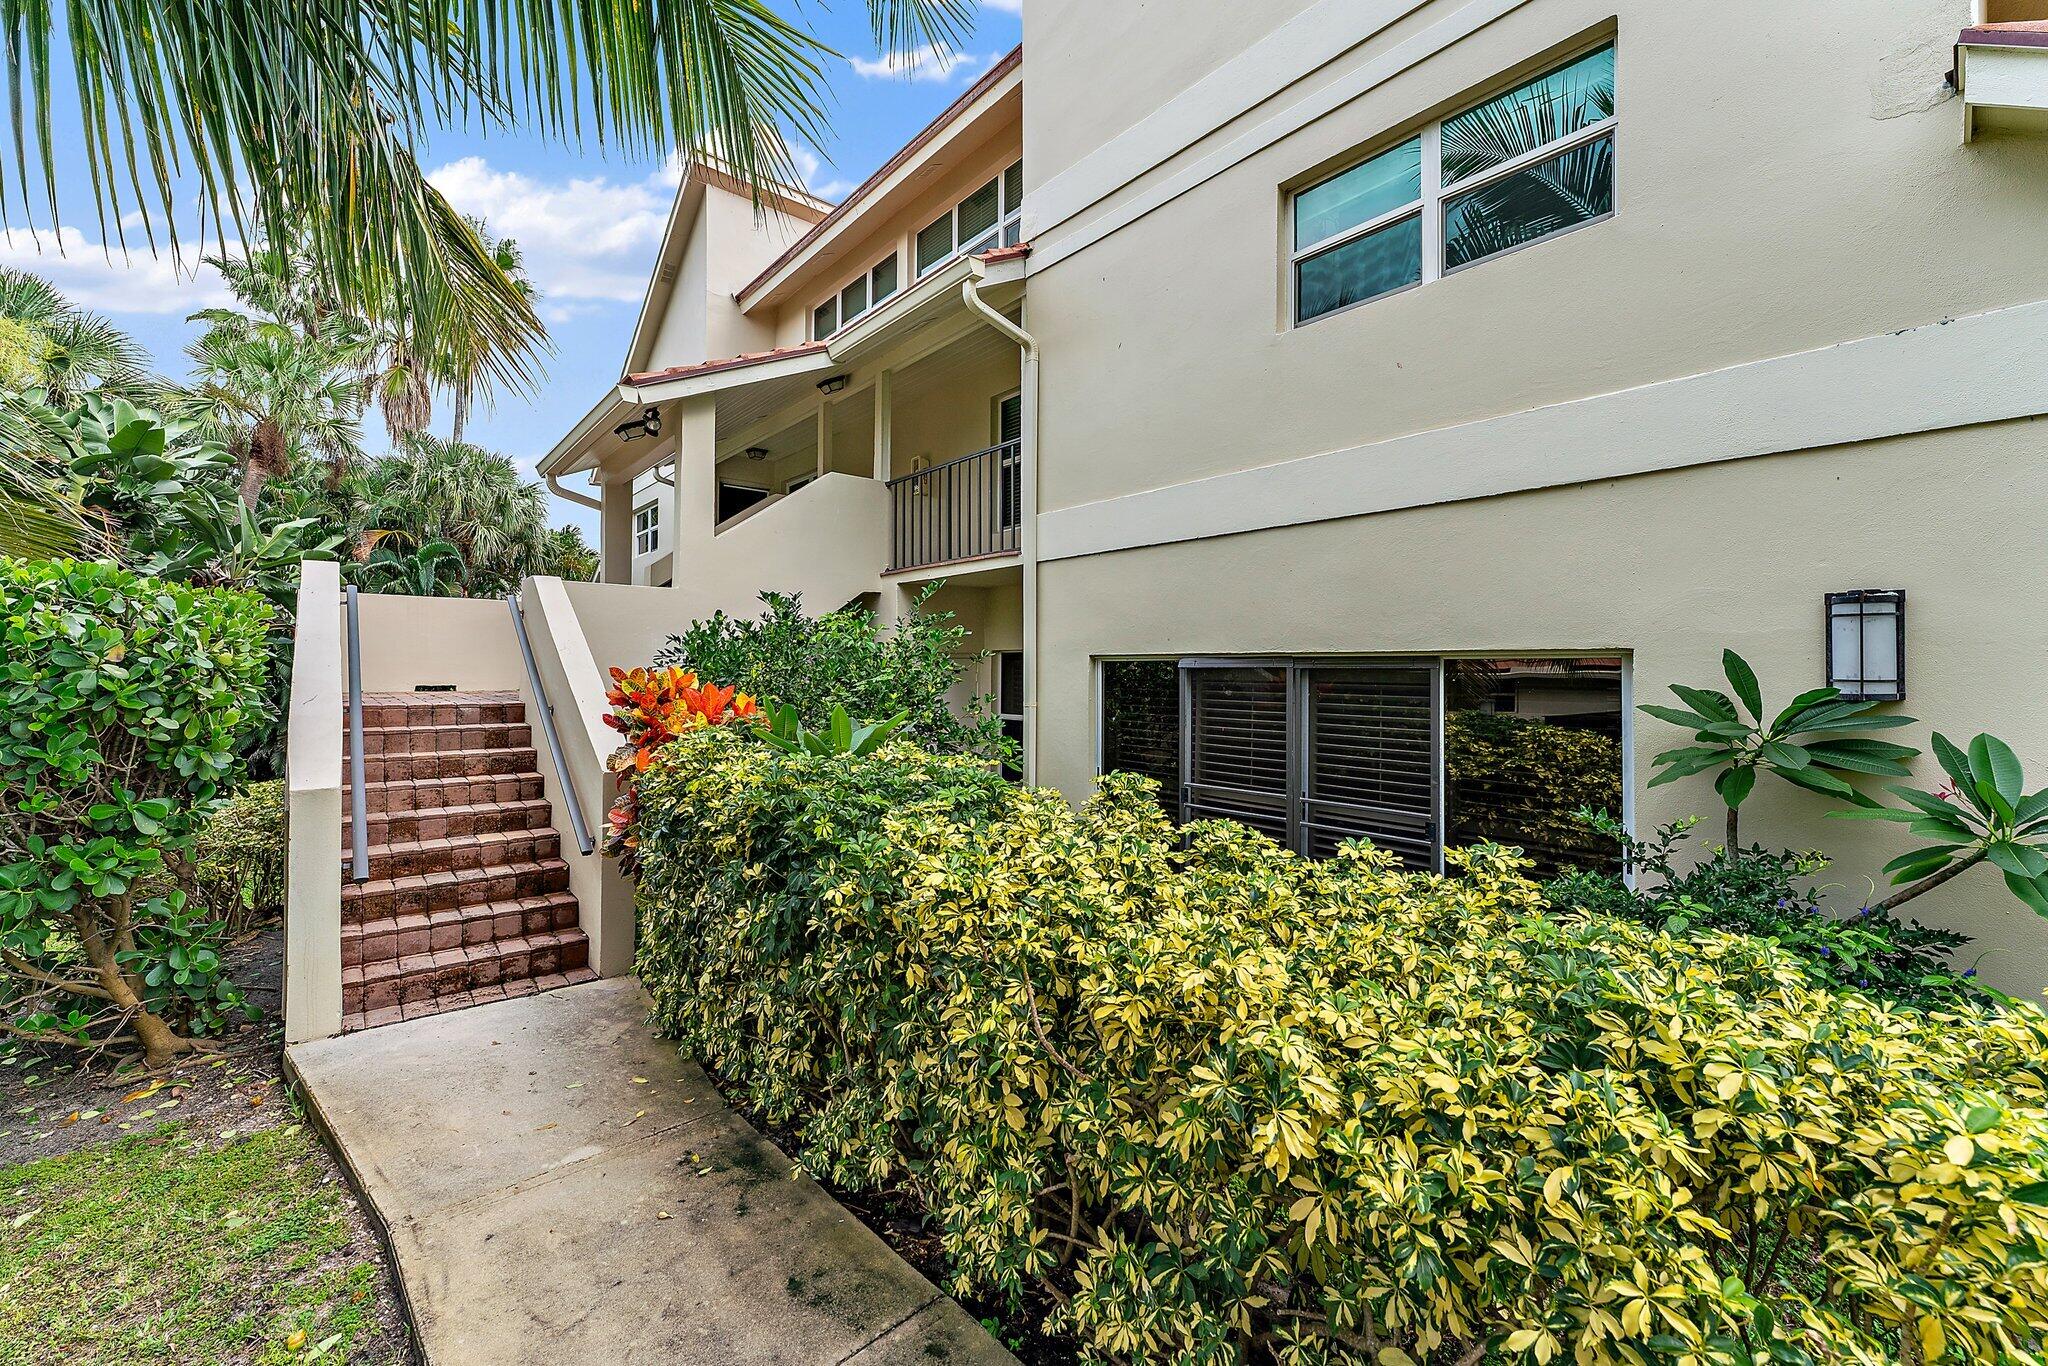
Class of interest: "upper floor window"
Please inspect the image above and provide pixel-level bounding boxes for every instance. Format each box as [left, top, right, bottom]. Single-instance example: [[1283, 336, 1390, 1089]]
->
[[633, 503, 659, 556], [916, 159, 1024, 278], [1290, 43, 1615, 326], [813, 254, 902, 340]]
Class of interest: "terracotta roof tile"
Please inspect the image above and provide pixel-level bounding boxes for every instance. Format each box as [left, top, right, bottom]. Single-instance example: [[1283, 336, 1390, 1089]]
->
[[624, 342, 827, 388], [975, 241, 1032, 264], [1961, 20, 2048, 47]]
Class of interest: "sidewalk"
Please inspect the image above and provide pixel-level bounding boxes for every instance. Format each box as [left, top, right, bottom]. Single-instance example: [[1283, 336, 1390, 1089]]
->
[[285, 977, 1016, 1366]]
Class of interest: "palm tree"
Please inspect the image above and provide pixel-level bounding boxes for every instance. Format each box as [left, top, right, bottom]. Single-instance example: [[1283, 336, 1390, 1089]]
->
[[0, 2, 972, 400], [176, 314, 369, 507], [353, 434, 558, 594], [450, 220, 537, 445], [0, 267, 151, 403]]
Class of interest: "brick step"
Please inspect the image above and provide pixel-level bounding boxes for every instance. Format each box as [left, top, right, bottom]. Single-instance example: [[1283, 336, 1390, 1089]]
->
[[357, 772, 548, 815], [345, 721, 534, 757], [344, 966, 599, 1033], [342, 858, 570, 922], [344, 746, 540, 785], [340, 928, 592, 1016], [343, 795, 554, 847], [342, 892, 581, 969], [341, 826, 561, 881], [351, 692, 525, 729]]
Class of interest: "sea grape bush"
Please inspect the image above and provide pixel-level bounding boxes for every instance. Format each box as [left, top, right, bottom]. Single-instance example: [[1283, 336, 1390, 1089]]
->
[[0, 557, 271, 1063], [630, 728, 2048, 1366]]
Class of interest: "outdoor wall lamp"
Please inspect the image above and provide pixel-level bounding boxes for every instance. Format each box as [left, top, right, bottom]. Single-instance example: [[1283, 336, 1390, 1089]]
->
[[613, 407, 663, 441], [1826, 589, 1905, 701], [743, 446, 770, 461], [817, 374, 849, 395]]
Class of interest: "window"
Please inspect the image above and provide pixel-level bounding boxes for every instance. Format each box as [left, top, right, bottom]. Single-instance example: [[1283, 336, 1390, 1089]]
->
[[1098, 661, 1180, 815], [996, 651, 1025, 780], [633, 503, 659, 555], [916, 159, 1025, 277], [811, 255, 902, 340], [1099, 653, 1625, 874], [1289, 43, 1615, 325], [1443, 658, 1623, 877], [995, 392, 1022, 531], [715, 481, 769, 524]]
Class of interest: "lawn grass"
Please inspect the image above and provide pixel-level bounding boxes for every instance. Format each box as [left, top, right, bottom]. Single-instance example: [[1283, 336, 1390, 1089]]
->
[[0, 1120, 403, 1365]]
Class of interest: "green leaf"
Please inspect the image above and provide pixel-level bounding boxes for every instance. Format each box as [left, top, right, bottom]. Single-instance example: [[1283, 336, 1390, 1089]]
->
[[1971, 733, 2025, 805], [1770, 686, 1844, 731], [1722, 650, 1762, 720], [1932, 733, 1974, 787], [1966, 1105, 2001, 1134], [1775, 765, 1855, 799], [1800, 739, 1918, 777], [1671, 685, 1738, 724], [1638, 704, 1715, 732], [2003, 870, 2048, 917], [2012, 1181, 2048, 1205], [1882, 846, 1959, 877], [1757, 741, 1810, 771], [1715, 764, 1757, 810]]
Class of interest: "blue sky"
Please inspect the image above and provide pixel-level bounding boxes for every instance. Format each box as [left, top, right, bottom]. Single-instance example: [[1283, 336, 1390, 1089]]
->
[[0, 2, 1022, 540]]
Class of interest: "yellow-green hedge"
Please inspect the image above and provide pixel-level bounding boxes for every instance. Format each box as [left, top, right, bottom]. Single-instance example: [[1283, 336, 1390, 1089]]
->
[[631, 729, 2048, 1365]]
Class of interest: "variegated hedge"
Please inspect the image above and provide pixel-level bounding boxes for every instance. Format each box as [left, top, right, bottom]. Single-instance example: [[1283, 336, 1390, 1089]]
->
[[631, 728, 2048, 1366]]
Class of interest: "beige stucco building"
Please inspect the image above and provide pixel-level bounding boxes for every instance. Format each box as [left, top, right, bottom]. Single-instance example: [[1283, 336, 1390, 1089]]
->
[[291, 1, 2048, 1040]]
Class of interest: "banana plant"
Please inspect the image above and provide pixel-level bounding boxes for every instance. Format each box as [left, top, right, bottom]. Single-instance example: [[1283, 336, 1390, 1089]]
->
[[1641, 650, 1919, 847], [1833, 732, 2048, 916], [755, 702, 907, 758]]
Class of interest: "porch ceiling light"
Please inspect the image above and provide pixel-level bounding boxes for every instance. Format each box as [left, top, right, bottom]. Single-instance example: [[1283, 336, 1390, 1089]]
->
[[743, 446, 771, 461], [817, 374, 849, 395], [613, 407, 663, 441], [1826, 589, 1905, 702]]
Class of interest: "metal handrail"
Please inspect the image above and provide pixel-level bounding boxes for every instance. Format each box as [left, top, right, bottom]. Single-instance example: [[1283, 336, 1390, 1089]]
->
[[504, 593, 597, 856], [885, 438, 1021, 571], [344, 586, 369, 883]]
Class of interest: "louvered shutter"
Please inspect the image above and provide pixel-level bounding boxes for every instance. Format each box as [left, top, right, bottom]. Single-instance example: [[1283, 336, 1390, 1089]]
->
[[1181, 664, 1291, 841], [1299, 666, 1437, 867]]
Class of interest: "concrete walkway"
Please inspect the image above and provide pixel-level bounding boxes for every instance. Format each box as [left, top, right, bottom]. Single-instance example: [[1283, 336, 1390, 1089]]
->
[[285, 977, 1017, 1366]]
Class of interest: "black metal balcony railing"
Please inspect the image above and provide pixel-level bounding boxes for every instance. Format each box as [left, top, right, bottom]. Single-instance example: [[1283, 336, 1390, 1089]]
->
[[887, 439, 1021, 572]]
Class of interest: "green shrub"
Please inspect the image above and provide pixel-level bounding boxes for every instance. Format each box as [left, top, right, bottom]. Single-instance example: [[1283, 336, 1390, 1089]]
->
[[632, 731, 2048, 1365], [1547, 812, 1978, 1009], [191, 779, 286, 931], [0, 557, 271, 1064], [656, 589, 1012, 763]]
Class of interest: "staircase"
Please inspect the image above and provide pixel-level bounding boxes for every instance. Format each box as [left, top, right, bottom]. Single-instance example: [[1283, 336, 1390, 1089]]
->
[[339, 691, 594, 1032]]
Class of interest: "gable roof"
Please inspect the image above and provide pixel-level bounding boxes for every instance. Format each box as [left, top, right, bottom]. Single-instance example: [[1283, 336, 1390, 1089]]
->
[[736, 46, 1024, 309]]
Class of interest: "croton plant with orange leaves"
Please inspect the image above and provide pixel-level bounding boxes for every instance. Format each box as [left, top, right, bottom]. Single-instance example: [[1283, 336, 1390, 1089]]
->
[[601, 666, 757, 864]]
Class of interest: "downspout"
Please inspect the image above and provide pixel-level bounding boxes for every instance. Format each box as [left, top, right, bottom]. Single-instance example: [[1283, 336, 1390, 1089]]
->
[[962, 270, 1042, 785], [545, 472, 602, 512]]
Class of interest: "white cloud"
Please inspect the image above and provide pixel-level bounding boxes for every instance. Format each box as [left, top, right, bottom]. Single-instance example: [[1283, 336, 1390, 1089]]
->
[[0, 224, 233, 315], [787, 146, 854, 203], [428, 155, 674, 304], [983, 0, 1022, 12], [848, 44, 995, 83]]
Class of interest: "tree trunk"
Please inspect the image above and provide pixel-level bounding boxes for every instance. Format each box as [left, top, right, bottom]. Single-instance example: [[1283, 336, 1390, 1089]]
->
[[1874, 847, 1989, 915], [1726, 803, 1739, 852], [240, 419, 289, 509]]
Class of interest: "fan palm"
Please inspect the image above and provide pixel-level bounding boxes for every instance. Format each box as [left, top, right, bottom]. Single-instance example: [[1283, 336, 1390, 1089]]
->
[[354, 434, 558, 594], [0, 267, 151, 402], [175, 314, 369, 506], [0, 1, 973, 403]]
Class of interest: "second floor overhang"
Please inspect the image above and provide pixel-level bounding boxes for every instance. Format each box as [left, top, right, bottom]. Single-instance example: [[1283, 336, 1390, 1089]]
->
[[542, 245, 1028, 486]]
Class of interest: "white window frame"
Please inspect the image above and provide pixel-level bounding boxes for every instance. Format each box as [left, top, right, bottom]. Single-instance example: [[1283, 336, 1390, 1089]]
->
[[812, 254, 903, 341], [632, 503, 659, 556], [1287, 40, 1616, 328], [916, 159, 1025, 279]]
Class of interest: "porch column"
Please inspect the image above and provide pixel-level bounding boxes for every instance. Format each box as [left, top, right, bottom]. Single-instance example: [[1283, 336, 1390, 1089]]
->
[[600, 478, 635, 585], [873, 369, 893, 480], [673, 395, 718, 554]]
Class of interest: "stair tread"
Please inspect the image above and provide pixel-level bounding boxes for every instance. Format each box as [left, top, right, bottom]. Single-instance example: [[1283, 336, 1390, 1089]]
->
[[344, 826, 559, 860], [342, 927, 589, 985], [343, 795, 552, 825], [342, 967, 598, 1032], [342, 891, 579, 936], [341, 857, 569, 899]]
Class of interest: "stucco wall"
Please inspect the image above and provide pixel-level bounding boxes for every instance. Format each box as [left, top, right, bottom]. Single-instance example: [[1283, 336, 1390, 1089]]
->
[[1034, 420, 2048, 996], [1023, 0, 2046, 512], [351, 593, 526, 693]]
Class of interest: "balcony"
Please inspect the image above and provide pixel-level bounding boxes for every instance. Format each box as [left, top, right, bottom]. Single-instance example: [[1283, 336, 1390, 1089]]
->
[[888, 440, 1021, 572]]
